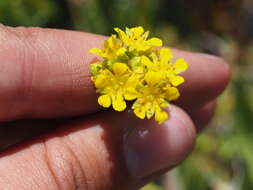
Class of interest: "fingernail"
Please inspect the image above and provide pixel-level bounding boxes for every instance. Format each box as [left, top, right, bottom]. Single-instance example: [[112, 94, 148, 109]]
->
[[123, 106, 196, 179]]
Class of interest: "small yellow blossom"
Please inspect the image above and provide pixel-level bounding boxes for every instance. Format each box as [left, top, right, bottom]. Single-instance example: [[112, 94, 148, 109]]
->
[[114, 26, 162, 52], [92, 62, 140, 111], [132, 71, 169, 123], [141, 48, 188, 87], [90, 26, 188, 124], [90, 35, 126, 60]]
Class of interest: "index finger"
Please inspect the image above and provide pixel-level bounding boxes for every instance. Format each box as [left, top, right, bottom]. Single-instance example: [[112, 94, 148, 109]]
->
[[0, 25, 230, 121]]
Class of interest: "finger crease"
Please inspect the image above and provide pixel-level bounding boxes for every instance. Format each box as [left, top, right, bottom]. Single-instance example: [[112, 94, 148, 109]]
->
[[43, 142, 61, 190], [63, 137, 89, 190]]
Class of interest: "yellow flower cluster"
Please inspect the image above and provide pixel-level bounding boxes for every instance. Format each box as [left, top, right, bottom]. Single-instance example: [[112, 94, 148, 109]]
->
[[90, 26, 188, 124]]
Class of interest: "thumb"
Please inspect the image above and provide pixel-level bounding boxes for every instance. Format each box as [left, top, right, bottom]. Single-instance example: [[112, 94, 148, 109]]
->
[[0, 106, 195, 190]]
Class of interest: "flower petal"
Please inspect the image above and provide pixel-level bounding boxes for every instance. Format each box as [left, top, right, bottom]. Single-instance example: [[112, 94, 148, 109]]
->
[[166, 87, 180, 101], [160, 48, 173, 64], [112, 95, 126, 111], [116, 48, 127, 56], [145, 71, 163, 86], [113, 62, 128, 75], [133, 107, 146, 119], [146, 38, 163, 47], [114, 27, 129, 44], [107, 36, 115, 48], [171, 76, 185, 86], [98, 95, 111, 108], [125, 75, 138, 86], [94, 74, 108, 88], [141, 56, 153, 67], [146, 103, 155, 119], [124, 87, 139, 100], [89, 48, 102, 56], [130, 26, 144, 37], [124, 93, 138, 100], [173, 58, 188, 74], [155, 108, 168, 124]]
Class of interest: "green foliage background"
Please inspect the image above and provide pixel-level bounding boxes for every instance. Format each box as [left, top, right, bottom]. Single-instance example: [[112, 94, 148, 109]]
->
[[1, 0, 253, 189]]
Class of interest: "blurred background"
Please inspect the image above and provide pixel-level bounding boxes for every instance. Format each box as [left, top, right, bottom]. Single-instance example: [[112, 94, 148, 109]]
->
[[0, 0, 253, 189]]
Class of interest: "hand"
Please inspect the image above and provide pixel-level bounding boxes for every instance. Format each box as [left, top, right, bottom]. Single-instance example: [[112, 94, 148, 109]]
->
[[0, 25, 230, 190]]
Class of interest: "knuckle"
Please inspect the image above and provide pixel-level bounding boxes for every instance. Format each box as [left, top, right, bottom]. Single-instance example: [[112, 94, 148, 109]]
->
[[0, 25, 43, 120], [43, 138, 89, 190]]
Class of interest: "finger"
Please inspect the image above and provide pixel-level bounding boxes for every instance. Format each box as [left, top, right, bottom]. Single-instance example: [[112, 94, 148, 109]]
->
[[0, 25, 230, 121], [0, 100, 214, 149], [173, 50, 230, 112], [0, 106, 196, 190], [188, 100, 217, 132]]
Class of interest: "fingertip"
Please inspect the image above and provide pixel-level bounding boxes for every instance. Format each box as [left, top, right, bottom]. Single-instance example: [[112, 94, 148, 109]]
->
[[217, 58, 231, 93], [173, 51, 231, 111], [123, 105, 196, 179], [201, 54, 231, 97]]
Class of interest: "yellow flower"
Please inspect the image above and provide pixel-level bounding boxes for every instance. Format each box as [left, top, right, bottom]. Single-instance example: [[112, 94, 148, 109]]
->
[[90, 35, 126, 60], [141, 48, 188, 87], [132, 71, 168, 123], [169, 58, 188, 86], [93, 62, 139, 111], [90, 26, 188, 124], [114, 26, 162, 52], [132, 71, 181, 123]]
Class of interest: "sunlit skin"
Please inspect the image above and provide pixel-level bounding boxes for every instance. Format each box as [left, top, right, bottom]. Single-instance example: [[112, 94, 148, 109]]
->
[[0, 25, 230, 190]]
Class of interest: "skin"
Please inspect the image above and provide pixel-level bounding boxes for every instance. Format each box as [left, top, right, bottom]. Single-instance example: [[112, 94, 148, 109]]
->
[[0, 25, 230, 190]]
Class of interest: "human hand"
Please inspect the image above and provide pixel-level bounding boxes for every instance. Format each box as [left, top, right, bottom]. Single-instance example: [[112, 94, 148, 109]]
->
[[0, 25, 230, 190]]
